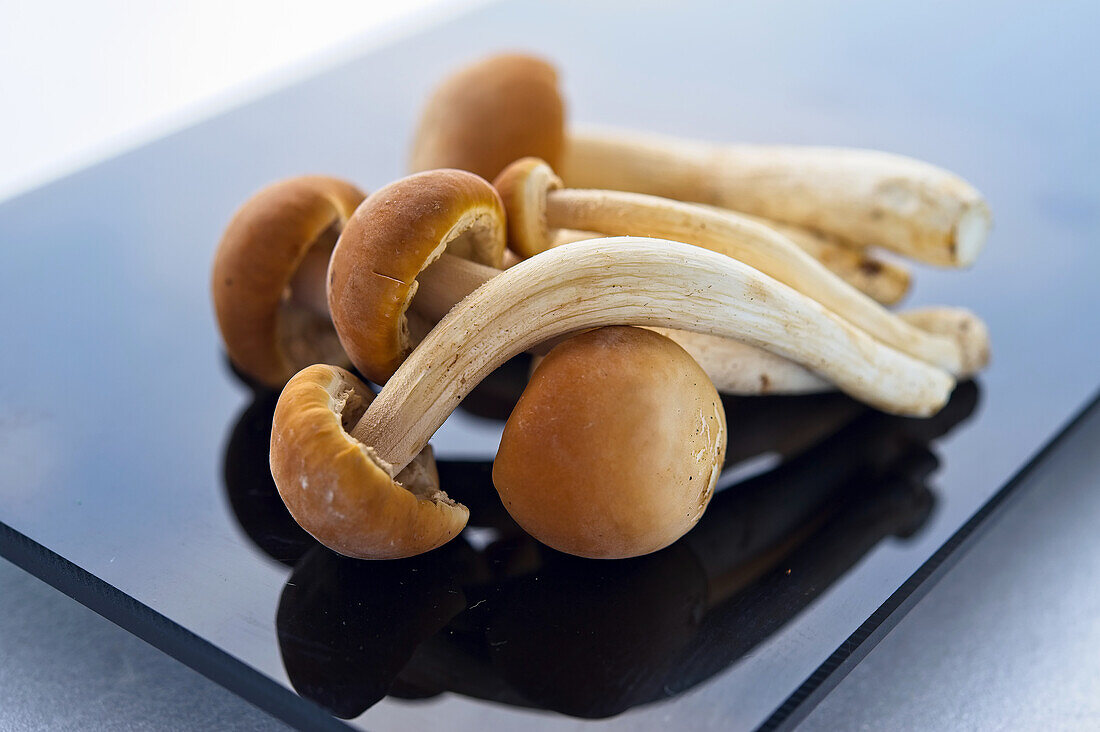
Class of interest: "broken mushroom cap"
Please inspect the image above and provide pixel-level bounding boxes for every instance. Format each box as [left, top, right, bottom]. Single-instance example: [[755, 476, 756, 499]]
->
[[212, 175, 366, 388], [327, 169, 506, 384], [271, 363, 468, 559], [493, 326, 727, 559], [409, 53, 565, 180]]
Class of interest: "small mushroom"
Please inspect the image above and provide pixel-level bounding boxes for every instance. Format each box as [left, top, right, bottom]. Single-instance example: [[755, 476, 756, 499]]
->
[[409, 53, 564, 183], [327, 169, 506, 384], [212, 175, 366, 388], [410, 52, 990, 268], [494, 157, 984, 377], [271, 236, 954, 559], [270, 363, 465, 559], [492, 326, 727, 559]]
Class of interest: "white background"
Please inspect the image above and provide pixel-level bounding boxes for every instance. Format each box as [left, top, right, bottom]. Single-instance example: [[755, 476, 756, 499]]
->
[[0, 0, 480, 201]]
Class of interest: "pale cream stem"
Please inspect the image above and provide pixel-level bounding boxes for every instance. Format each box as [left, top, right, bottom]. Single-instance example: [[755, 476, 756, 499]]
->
[[744, 216, 912, 306], [542, 188, 965, 374], [561, 128, 991, 268]]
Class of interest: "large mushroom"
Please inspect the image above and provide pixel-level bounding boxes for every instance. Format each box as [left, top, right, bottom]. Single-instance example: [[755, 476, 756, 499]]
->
[[271, 236, 955, 560], [410, 52, 990, 268], [492, 326, 726, 559], [212, 175, 366, 388]]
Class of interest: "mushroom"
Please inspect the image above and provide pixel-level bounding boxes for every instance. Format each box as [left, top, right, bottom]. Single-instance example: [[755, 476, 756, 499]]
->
[[494, 157, 983, 377], [271, 363, 463, 559], [409, 52, 990, 268], [271, 236, 954, 559], [326, 169, 507, 384], [359, 237, 954, 457], [492, 326, 726, 559], [212, 175, 366, 388], [409, 53, 564, 186]]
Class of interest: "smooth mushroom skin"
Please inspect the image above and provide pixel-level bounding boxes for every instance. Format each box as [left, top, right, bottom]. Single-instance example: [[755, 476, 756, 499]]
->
[[493, 157, 970, 375], [493, 327, 727, 559], [409, 53, 565, 181], [212, 176, 366, 388], [327, 169, 506, 385], [270, 364, 468, 560]]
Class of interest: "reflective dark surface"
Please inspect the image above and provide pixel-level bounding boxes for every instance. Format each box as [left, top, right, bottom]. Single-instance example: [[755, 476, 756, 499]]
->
[[268, 384, 975, 721], [1, 1, 1098, 730]]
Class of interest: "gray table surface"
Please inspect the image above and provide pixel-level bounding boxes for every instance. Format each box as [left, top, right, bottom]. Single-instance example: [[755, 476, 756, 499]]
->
[[0, 555, 285, 731], [802, 395, 1100, 731]]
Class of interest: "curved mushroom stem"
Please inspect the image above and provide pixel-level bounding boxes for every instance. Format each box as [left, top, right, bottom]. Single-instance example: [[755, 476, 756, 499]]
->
[[419, 253, 989, 391], [351, 237, 955, 474], [531, 216, 910, 306], [521, 184, 966, 374], [744, 216, 911, 306], [560, 128, 991, 268]]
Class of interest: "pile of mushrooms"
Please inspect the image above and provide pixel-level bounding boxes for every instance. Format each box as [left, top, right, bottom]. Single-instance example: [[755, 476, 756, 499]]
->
[[212, 52, 992, 561]]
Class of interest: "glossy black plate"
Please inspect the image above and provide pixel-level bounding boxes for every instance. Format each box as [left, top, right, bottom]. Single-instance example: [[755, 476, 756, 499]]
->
[[1, 1, 1098, 729]]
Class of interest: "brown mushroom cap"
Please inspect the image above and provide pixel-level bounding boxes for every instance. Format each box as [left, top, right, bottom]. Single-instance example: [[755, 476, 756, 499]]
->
[[271, 363, 469, 559], [493, 156, 564, 258], [409, 53, 565, 181], [328, 169, 506, 385], [212, 175, 366, 388], [493, 326, 727, 559]]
